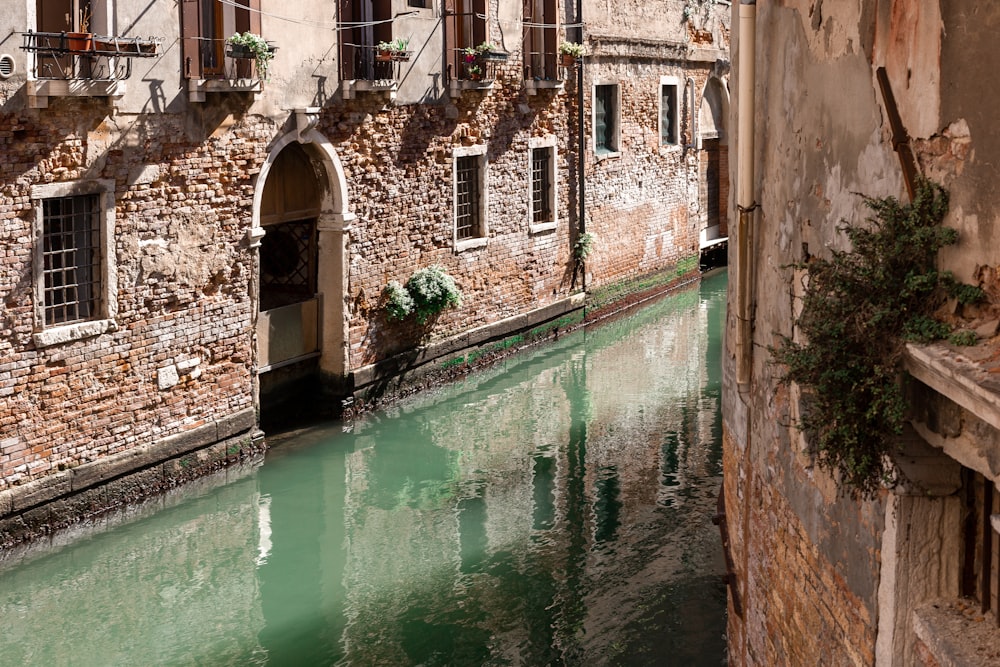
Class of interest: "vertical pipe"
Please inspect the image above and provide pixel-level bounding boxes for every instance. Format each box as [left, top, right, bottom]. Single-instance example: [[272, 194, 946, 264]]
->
[[576, 0, 586, 291], [736, 0, 756, 391]]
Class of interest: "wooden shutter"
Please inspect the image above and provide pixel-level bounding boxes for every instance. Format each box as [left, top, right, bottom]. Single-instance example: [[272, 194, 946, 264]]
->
[[374, 0, 392, 45], [338, 0, 355, 81], [444, 0, 456, 78], [472, 0, 487, 46], [180, 0, 202, 79], [542, 0, 557, 77]]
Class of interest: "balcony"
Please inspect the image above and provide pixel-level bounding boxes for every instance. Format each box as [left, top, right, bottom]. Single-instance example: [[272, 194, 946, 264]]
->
[[21, 31, 159, 108], [340, 45, 409, 100], [523, 51, 565, 96], [448, 48, 507, 97], [185, 38, 276, 102]]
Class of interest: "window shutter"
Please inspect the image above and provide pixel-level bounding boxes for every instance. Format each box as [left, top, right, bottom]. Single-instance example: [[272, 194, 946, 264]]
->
[[180, 0, 202, 79], [338, 0, 355, 81], [542, 0, 557, 76], [472, 0, 487, 46], [444, 0, 457, 78]]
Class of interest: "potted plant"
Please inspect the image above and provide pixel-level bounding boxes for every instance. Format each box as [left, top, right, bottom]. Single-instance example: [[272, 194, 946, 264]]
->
[[377, 37, 411, 62], [558, 41, 585, 65], [475, 41, 508, 61], [467, 63, 484, 81], [65, 6, 93, 51], [226, 32, 277, 79]]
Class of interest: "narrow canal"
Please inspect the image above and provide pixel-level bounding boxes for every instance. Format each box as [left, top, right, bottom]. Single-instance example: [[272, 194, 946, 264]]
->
[[0, 270, 728, 666]]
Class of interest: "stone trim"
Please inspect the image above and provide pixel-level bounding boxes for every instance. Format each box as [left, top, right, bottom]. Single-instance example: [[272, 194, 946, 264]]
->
[[913, 601, 1000, 667], [351, 293, 586, 393], [0, 408, 258, 535]]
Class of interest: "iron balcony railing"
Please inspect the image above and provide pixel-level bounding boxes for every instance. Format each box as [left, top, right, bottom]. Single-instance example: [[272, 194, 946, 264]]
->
[[22, 31, 158, 81], [185, 38, 276, 82], [340, 43, 408, 82]]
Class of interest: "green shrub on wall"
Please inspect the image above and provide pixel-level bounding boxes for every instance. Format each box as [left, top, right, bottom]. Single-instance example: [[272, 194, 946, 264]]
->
[[771, 180, 981, 497], [384, 265, 463, 325]]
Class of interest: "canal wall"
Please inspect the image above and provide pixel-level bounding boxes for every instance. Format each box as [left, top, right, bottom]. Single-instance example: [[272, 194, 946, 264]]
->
[[0, 0, 728, 548], [723, 1, 1000, 665]]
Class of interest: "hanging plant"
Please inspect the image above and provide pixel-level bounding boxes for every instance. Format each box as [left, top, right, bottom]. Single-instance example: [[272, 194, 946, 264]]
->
[[573, 232, 595, 262], [771, 180, 984, 497], [226, 32, 277, 80]]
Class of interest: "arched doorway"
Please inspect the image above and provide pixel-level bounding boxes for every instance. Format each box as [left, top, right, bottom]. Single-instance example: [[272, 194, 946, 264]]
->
[[257, 143, 322, 369], [251, 122, 354, 419], [699, 77, 730, 250]]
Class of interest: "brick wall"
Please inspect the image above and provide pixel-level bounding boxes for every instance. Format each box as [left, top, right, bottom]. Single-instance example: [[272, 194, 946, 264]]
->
[[0, 98, 268, 492]]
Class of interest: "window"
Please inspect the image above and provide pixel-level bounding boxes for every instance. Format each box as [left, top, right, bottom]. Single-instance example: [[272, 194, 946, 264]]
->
[[181, 0, 261, 79], [31, 180, 117, 347], [594, 83, 620, 156], [523, 0, 558, 80], [339, 0, 393, 81], [453, 145, 488, 249], [444, 0, 487, 80], [41, 194, 100, 326], [528, 136, 557, 232], [660, 78, 680, 146]]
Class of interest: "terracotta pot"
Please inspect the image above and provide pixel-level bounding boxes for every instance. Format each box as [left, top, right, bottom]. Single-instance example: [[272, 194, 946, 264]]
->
[[65, 32, 93, 52], [560, 53, 577, 66]]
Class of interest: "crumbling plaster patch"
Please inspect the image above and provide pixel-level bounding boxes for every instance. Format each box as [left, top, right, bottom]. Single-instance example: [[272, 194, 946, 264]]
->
[[139, 212, 231, 288]]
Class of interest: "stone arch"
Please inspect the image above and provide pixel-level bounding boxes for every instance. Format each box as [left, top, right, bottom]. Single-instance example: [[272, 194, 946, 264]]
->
[[698, 76, 730, 247], [699, 75, 730, 144], [251, 120, 355, 391]]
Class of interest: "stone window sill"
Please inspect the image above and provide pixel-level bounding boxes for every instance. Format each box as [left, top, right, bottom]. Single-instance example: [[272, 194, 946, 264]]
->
[[33, 319, 116, 348], [455, 237, 487, 253], [525, 79, 564, 96], [27, 79, 125, 109], [594, 149, 621, 162], [187, 78, 261, 103], [529, 221, 557, 234], [913, 600, 1000, 666], [341, 79, 398, 101]]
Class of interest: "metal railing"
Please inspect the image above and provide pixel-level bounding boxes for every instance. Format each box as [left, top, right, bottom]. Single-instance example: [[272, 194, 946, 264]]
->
[[22, 31, 158, 81], [340, 44, 405, 82]]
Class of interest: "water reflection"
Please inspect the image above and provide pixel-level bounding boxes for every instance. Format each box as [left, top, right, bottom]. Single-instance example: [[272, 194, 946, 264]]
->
[[0, 271, 728, 666]]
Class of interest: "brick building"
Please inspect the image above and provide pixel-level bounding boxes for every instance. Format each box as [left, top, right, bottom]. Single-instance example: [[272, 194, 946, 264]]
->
[[0, 0, 727, 544], [724, 1, 1000, 665]]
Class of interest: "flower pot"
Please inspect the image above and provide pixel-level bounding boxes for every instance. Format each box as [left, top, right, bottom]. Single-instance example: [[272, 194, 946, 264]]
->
[[227, 44, 254, 60], [478, 51, 508, 62], [390, 51, 412, 62], [64, 32, 93, 52], [560, 53, 577, 66], [376, 50, 393, 62]]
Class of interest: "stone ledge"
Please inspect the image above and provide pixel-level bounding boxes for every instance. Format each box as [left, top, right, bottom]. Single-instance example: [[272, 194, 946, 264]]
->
[[913, 600, 1000, 666], [351, 293, 586, 393], [0, 408, 257, 517]]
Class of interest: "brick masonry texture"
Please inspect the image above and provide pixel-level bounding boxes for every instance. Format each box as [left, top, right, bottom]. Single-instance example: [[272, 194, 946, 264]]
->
[[0, 3, 730, 538]]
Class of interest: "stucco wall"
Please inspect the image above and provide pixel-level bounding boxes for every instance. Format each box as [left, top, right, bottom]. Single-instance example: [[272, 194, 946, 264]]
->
[[723, 0, 1000, 664]]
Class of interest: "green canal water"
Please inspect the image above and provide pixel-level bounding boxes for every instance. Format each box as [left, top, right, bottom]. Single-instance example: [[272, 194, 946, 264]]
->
[[0, 270, 728, 666]]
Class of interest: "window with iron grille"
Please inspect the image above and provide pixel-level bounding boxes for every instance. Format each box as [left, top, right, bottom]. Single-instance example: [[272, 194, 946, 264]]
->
[[594, 84, 619, 155], [661, 82, 679, 146], [531, 146, 554, 224], [455, 154, 482, 241], [31, 180, 116, 348], [41, 194, 101, 326]]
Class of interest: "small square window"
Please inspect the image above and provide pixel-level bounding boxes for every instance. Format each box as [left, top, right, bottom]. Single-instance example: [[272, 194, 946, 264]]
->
[[594, 83, 620, 156]]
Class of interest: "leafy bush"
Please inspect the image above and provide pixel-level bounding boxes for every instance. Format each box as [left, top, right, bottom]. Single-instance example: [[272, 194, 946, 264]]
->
[[574, 232, 595, 262], [384, 280, 415, 321], [771, 180, 969, 497], [407, 265, 462, 323]]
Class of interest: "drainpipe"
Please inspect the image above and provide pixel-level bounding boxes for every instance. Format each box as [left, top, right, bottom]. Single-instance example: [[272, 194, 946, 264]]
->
[[576, 0, 586, 291], [736, 0, 756, 392]]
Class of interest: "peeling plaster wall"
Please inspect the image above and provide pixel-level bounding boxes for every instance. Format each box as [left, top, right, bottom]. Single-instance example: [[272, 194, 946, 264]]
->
[[724, 0, 1000, 665]]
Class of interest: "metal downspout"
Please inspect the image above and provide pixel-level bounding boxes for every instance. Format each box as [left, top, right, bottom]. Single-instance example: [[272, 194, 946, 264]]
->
[[736, 0, 757, 392], [576, 0, 586, 292]]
